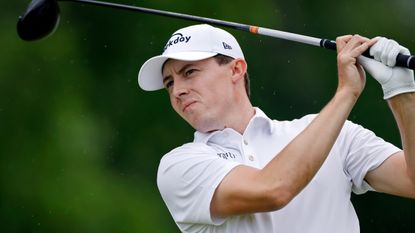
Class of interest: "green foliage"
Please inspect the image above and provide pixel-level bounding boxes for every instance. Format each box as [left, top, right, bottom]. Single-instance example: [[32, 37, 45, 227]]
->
[[1, 0, 414, 232]]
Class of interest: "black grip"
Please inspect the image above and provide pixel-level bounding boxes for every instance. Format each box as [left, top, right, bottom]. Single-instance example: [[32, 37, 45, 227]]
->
[[320, 38, 415, 70], [320, 39, 337, 51], [396, 53, 415, 70]]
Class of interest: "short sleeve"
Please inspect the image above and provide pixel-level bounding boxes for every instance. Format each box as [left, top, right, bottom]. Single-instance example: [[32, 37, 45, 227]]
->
[[157, 142, 241, 225], [342, 121, 401, 194]]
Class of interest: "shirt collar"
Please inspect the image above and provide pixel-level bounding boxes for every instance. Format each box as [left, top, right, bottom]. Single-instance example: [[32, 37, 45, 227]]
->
[[193, 107, 274, 144]]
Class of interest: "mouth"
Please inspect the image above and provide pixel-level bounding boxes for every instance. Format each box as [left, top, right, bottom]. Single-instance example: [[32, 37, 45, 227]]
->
[[182, 100, 197, 112]]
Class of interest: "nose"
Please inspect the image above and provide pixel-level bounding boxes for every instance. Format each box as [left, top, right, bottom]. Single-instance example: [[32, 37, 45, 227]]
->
[[172, 78, 189, 98]]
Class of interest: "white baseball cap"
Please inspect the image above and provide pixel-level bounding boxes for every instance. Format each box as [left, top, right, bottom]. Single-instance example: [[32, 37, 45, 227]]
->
[[137, 24, 245, 91]]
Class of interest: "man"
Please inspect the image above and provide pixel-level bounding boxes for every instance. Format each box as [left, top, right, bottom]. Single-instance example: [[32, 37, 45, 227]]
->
[[137, 24, 415, 233]]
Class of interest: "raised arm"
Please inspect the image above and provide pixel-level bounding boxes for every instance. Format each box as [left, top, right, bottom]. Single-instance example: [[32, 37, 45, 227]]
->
[[210, 35, 377, 218], [359, 38, 415, 197]]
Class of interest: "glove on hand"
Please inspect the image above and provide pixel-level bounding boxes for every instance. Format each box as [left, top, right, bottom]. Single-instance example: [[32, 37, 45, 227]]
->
[[358, 37, 415, 99]]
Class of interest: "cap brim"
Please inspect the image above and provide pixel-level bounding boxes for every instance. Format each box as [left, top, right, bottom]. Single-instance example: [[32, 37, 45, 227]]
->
[[138, 51, 218, 91]]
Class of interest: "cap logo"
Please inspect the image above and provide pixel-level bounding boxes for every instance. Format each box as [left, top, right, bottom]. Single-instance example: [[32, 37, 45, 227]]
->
[[164, 33, 192, 51], [222, 42, 232, 50]]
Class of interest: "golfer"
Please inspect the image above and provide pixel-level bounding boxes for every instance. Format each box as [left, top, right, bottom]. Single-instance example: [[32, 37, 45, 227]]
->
[[138, 24, 415, 233]]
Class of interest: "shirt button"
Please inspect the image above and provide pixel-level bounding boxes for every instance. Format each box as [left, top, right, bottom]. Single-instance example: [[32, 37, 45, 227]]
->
[[243, 139, 248, 145], [248, 155, 254, 161]]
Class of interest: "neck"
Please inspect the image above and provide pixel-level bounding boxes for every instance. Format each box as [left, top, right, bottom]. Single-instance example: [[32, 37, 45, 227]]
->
[[197, 88, 254, 134], [234, 108, 255, 134], [223, 94, 255, 134]]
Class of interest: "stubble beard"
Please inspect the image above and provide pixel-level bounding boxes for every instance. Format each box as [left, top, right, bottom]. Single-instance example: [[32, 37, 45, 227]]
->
[[185, 108, 225, 133]]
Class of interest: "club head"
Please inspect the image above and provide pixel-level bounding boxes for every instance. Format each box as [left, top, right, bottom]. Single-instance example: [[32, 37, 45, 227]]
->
[[17, 0, 60, 41]]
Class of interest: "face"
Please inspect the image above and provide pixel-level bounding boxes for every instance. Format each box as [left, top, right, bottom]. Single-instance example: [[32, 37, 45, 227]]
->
[[162, 57, 241, 133]]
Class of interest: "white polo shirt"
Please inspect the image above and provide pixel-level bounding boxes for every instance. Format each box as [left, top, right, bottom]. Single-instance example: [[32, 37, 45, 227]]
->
[[157, 108, 400, 233]]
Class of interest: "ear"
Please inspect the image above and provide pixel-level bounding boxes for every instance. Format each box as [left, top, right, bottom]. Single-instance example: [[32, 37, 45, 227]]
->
[[230, 59, 248, 83]]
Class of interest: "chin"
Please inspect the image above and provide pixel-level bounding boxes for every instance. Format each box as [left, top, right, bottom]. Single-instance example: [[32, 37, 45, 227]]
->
[[186, 112, 224, 133]]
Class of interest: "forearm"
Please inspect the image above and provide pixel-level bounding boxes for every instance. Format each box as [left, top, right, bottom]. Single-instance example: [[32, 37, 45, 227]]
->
[[258, 90, 358, 204], [388, 92, 415, 182], [212, 36, 370, 217], [256, 35, 368, 208]]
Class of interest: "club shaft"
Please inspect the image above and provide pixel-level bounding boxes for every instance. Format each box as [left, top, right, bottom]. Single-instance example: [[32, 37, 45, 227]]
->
[[59, 0, 415, 70], [59, 0, 330, 46], [254, 27, 321, 46]]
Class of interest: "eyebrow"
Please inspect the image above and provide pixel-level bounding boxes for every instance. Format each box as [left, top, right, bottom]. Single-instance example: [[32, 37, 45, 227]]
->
[[162, 63, 194, 84]]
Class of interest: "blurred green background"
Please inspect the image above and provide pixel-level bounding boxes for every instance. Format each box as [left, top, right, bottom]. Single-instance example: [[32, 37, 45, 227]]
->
[[1, 0, 415, 232]]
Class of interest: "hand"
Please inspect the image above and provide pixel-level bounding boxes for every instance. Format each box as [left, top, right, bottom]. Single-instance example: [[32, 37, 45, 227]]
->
[[358, 37, 415, 99], [336, 35, 377, 99]]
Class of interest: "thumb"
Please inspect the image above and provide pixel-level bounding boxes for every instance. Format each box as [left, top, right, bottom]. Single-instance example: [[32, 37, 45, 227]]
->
[[358, 56, 377, 76], [357, 55, 391, 84]]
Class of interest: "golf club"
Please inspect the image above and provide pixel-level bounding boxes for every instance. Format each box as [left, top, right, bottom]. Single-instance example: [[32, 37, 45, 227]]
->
[[17, 0, 415, 70]]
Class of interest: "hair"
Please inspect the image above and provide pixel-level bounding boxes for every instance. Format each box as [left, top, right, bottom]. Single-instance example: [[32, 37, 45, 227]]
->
[[213, 54, 251, 99]]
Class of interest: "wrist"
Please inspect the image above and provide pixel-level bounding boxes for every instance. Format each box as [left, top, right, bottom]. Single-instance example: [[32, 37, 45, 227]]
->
[[388, 92, 415, 106], [335, 87, 360, 104], [383, 81, 415, 99], [323, 88, 358, 122]]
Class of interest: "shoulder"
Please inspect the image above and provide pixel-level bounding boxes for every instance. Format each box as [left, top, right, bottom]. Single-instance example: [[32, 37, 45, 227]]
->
[[157, 142, 236, 183], [159, 142, 217, 165], [270, 113, 317, 132], [274, 113, 317, 124], [272, 113, 363, 132], [156, 142, 241, 212]]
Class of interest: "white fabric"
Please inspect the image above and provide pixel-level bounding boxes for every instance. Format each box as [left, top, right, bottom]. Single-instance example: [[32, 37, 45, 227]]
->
[[138, 24, 245, 91], [358, 37, 415, 99], [157, 108, 401, 233]]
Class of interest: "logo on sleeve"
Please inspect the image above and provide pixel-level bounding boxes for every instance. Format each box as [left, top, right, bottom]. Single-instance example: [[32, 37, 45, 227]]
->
[[164, 33, 192, 51]]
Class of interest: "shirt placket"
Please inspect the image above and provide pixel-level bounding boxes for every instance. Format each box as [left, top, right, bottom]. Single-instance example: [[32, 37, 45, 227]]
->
[[241, 136, 260, 168]]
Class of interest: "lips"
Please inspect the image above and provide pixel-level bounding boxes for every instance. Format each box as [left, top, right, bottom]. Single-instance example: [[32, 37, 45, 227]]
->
[[182, 100, 197, 112]]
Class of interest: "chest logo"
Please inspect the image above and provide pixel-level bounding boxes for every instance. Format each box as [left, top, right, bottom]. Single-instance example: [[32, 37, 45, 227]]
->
[[217, 152, 237, 160]]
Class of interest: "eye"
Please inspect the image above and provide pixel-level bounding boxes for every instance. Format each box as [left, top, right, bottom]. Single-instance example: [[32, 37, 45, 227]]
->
[[164, 80, 173, 89], [184, 69, 197, 77]]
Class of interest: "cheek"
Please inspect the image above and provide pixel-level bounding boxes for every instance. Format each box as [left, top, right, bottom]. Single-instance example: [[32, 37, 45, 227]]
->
[[207, 80, 234, 102], [169, 96, 180, 114], [169, 96, 190, 123], [203, 75, 230, 95]]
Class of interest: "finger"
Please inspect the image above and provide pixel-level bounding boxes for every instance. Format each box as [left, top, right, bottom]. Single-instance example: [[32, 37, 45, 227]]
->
[[370, 36, 381, 44], [343, 35, 370, 51], [367, 37, 379, 47], [345, 35, 372, 58], [370, 37, 387, 60], [336, 35, 353, 52], [357, 37, 378, 58], [338, 35, 367, 58], [381, 39, 399, 66], [399, 45, 411, 56], [387, 40, 401, 66]]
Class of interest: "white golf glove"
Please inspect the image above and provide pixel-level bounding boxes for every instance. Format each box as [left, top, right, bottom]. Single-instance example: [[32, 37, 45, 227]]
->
[[358, 37, 415, 99]]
